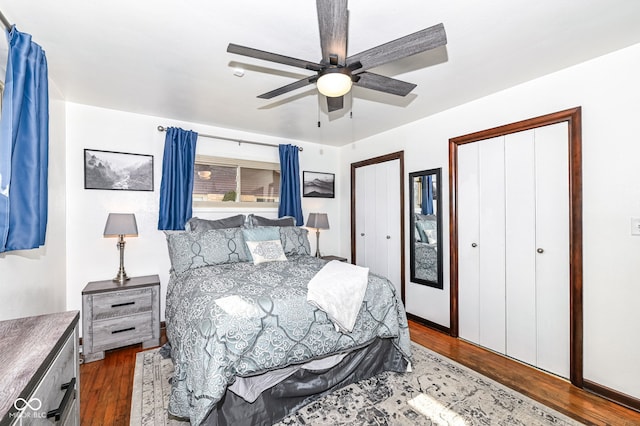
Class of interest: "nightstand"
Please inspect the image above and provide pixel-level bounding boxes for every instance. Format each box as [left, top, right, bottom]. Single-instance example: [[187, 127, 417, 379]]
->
[[82, 275, 160, 363], [321, 255, 348, 262]]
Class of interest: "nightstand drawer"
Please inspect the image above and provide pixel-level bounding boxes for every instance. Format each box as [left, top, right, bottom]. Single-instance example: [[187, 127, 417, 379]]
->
[[92, 313, 152, 351], [91, 288, 152, 320]]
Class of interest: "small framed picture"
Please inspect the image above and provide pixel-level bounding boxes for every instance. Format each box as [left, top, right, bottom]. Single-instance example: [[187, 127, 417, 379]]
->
[[84, 149, 154, 191], [303, 171, 335, 198]]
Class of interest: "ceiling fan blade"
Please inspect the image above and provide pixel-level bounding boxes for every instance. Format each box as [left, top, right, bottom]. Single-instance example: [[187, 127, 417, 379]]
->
[[354, 72, 417, 96], [326, 95, 344, 112], [258, 76, 318, 99], [316, 0, 348, 65], [346, 23, 447, 71], [227, 43, 323, 71]]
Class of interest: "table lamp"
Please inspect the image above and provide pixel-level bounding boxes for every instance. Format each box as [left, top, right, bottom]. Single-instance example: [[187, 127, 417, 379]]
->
[[306, 213, 329, 258], [104, 213, 138, 284]]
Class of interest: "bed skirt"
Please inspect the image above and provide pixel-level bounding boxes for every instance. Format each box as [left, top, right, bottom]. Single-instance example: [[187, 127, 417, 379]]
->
[[201, 338, 408, 426]]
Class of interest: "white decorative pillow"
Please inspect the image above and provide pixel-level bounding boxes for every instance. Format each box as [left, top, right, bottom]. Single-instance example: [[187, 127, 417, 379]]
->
[[245, 240, 288, 265], [424, 229, 438, 244]]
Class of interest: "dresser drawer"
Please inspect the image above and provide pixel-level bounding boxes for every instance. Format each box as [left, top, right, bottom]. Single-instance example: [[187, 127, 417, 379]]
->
[[92, 312, 152, 351], [91, 288, 152, 320], [24, 328, 78, 425]]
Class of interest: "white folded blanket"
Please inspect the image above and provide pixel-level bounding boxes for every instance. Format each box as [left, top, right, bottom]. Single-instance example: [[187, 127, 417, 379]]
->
[[307, 260, 369, 333]]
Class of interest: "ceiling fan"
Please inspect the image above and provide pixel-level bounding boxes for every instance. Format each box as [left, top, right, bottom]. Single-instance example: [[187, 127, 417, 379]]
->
[[227, 0, 447, 112]]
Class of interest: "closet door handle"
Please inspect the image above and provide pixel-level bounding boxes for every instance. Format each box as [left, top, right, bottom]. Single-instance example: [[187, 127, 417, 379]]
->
[[360, 233, 365, 236], [537, 248, 544, 253], [386, 235, 391, 239], [471, 243, 478, 248]]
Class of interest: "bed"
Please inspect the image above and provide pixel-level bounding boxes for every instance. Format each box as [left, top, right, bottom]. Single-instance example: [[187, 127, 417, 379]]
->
[[163, 219, 411, 425]]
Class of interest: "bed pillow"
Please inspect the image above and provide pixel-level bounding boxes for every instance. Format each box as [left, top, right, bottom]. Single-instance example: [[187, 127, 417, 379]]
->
[[165, 228, 249, 274], [415, 214, 437, 230], [245, 240, 288, 265], [279, 226, 311, 255], [242, 227, 281, 260], [247, 214, 296, 228], [415, 221, 428, 244], [187, 214, 246, 232], [424, 229, 438, 244]]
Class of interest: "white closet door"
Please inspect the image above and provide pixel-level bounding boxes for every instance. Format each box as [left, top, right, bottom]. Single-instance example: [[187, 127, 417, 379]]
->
[[505, 129, 537, 366], [457, 143, 481, 343], [371, 163, 388, 278], [478, 136, 506, 354], [535, 122, 570, 378], [383, 160, 402, 295], [355, 166, 372, 267], [354, 160, 401, 296]]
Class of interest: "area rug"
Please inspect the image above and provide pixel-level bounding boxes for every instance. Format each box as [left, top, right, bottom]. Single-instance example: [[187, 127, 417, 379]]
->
[[130, 343, 583, 425]]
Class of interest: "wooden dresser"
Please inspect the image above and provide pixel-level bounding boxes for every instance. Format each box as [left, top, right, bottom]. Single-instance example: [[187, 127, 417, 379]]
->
[[82, 275, 160, 363], [0, 310, 80, 425]]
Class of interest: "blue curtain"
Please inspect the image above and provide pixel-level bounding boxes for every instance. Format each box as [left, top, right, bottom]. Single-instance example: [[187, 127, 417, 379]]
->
[[278, 144, 303, 225], [158, 127, 198, 230], [421, 175, 434, 215], [0, 27, 49, 253]]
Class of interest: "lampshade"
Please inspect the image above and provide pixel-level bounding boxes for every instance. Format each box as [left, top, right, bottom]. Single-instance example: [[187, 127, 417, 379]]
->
[[104, 213, 138, 237], [307, 213, 330, 230], [316, 70, 352, 98]]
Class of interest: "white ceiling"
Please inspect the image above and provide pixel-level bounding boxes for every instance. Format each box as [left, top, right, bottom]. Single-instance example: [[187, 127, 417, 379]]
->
[[2, 1, 640, 146]]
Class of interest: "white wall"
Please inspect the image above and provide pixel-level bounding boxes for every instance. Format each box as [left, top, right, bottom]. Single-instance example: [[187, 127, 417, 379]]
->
[[0, 97, 67, 320], [64, 103, 341, 328], [339, 43, 640, 399]]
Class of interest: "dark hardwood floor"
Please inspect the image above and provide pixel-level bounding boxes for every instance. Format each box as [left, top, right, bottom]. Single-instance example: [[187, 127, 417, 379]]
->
[[80, 320, 640, 425]]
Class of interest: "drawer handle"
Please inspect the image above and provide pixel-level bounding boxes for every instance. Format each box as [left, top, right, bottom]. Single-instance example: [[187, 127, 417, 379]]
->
[[112, 327, 136, 334], [111, 301, 135, 308], [46, 377, 76, 421]]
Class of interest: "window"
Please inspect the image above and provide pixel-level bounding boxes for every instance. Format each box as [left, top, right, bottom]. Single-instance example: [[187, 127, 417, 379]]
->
[[193, 155, 280, 207]]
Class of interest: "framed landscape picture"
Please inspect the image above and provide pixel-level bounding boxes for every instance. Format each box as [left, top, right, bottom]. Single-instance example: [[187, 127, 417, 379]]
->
[[84, 149, 154, 191], [303, 171, 335, 198]]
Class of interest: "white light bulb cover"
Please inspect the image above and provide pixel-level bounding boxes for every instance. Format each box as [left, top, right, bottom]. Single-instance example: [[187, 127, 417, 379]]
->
[[317, 72, 352, 97]]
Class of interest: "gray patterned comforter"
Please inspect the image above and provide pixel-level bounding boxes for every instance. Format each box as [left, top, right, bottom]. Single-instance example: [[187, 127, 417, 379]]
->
[[415, 241, 438, 282], [165, 254, 411, 425]]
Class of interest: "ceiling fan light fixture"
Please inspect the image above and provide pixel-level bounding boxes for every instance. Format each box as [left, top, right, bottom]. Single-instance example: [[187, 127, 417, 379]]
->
[[316, 68, 352, 97]]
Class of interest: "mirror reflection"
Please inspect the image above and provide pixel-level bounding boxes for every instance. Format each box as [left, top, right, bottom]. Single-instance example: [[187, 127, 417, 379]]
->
[[409, 168, 443, 289]]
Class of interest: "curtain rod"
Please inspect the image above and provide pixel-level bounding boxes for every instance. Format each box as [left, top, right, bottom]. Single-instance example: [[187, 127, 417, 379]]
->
[[157, 126, 303, 152], [0, 9, 12, 30]]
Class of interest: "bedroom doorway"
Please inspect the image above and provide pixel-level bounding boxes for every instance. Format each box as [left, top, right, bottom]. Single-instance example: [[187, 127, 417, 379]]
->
[[449, 108, 583, 386], [351, 151, 405, 303]]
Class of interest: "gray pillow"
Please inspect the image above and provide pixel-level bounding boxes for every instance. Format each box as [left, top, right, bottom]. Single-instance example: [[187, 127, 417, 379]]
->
[[247, 214, 295, 228], [279, 226, 311, 255], [187, 214, 246, 231], [164, 228, 249, 274]]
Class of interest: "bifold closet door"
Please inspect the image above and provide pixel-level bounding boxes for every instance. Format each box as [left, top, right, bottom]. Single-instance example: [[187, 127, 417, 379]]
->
[[504, 130, 538, 366], [458, 136, 506, 354], [379, 159, 401, 295], [354, 160, 401, 296], [503, 123, 570, 379], [458, 122, 570, 379], [457, 142, 481, 344], [533, 123, 570, 378], [355, 165, 373, 268]]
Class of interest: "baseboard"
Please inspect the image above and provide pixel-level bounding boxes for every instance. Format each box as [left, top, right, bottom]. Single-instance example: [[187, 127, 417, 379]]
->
[[582, 379, 640, 413], [406, 313, 450, 335]]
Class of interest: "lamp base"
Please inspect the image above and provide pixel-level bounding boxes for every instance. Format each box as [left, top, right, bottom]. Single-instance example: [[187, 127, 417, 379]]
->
[[315, 229, 322, 258], [113, 271, 130, 284], [113, 237, 131, 285]]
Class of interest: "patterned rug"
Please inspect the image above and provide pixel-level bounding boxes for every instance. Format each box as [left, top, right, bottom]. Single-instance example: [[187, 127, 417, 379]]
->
[[130, 343, 584, 425]]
